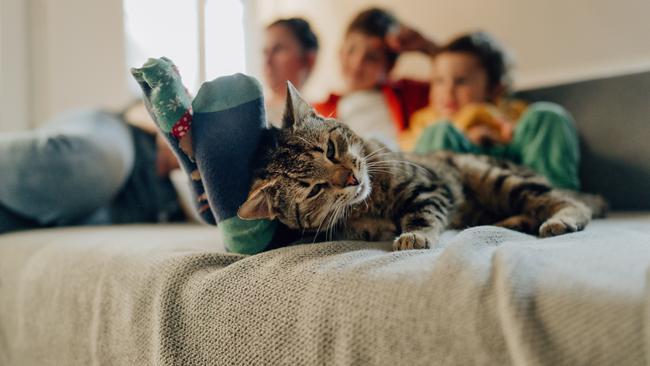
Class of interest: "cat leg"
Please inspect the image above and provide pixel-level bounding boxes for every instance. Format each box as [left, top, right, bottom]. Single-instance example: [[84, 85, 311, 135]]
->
[[538, 199, 591, 237], [451, 153, 594, 238], [393, 184, 454, 251], [394, 226, 444, 251], [504, 184, 593, 237], [514, 189, 592, 237]]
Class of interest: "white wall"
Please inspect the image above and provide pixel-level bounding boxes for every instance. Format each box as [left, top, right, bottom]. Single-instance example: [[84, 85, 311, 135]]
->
[[1, 0, 131, 130], [249, 0, 650, 101], [28, 0, 132, 127], [1, 0, 132, 130], [0, 0, 30, 131], [1, 0, 649, 131]]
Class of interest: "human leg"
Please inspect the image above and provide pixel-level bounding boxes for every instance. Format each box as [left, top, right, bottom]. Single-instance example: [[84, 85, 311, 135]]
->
[[507, 102, 580, 190], [414, 121, 480, 155], [132, 58, 277, 254], [0, 109, 134, 231]]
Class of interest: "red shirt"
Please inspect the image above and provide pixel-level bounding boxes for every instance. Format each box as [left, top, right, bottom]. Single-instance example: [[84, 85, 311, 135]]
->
[[313, 79, 430, 132]]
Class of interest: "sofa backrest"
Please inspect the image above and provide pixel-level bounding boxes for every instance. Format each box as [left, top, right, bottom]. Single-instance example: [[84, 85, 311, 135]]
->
[[517, 71, 650, 210]]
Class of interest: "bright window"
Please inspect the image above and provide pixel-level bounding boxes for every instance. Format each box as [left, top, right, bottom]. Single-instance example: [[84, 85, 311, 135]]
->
[[123, 0, 246, 94], [205, 0, 246, 81]]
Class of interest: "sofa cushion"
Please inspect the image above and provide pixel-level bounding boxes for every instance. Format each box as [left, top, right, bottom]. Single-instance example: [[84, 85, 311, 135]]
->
[[1, 218, 649, 365], [517, 71, 650, 210]]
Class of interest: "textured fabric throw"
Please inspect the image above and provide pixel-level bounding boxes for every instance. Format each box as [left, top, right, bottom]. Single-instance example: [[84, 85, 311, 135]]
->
[[1, 216, 649, 365]]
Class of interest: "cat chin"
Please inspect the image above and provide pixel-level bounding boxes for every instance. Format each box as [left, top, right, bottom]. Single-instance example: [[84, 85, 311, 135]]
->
[[348, 179, 371, 205]]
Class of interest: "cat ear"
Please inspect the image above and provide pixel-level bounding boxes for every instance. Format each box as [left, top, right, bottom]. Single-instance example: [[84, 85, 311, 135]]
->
[[282, 81, 314, 129], [237, 180, 277, 220]]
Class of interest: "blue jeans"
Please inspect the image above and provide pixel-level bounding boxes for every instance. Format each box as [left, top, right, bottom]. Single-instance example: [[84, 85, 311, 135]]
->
[[0, 109, 134, 232], [0, 109, 182, 233]]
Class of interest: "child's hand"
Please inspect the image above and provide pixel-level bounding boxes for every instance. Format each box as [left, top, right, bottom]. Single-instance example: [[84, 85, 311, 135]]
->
[[467, 125, 500, 146], [385, 24, 438, 56], [466, 119, 514, 146], [456, 104, 514, 146], [498, 119, 514, 143]]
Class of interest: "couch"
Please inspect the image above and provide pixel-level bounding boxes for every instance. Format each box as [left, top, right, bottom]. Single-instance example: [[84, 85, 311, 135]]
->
[[1, 71, 649, 365]]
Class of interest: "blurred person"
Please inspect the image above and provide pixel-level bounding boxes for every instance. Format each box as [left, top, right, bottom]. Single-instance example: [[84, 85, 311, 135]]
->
[[314, 7, 438, 149], [406, 32, 580, 190], [263, 17, 319, 125], [0, 103, 188, 234]]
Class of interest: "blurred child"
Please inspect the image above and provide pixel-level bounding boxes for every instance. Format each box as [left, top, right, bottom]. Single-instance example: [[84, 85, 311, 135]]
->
[[404, 32, 581, 190], [314, 7, 437, 149]]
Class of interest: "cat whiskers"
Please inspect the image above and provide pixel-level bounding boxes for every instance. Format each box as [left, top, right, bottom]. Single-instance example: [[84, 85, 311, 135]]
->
[[366, 166, 395, 174], [368, 159, 430, 176], [325, 195, 347, 241], [363, 145, 391, 160], [311, 206, 329, 244], [366, 170, 392, 182], [363, 149, 393, 164], [311, 195, 343, 243], [366, 162, 401, 177], [325, 206, 339, 241], [362, 194, 370, 210]]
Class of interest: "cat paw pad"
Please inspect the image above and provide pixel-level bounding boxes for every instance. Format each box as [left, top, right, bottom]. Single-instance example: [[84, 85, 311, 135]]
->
[[539, 218, 579, 237], [393, 232, 430, 251]]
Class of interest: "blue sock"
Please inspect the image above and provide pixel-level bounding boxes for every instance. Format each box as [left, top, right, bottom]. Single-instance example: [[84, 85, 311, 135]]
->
[[191, 74, 277, 253]]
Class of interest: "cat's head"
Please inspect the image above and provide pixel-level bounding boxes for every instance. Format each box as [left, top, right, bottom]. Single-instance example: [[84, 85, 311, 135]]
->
[[238, 82, 371, 231]]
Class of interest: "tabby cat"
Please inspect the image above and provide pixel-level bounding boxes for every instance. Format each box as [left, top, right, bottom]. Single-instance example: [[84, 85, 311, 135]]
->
[[238, 84, 604, 251]]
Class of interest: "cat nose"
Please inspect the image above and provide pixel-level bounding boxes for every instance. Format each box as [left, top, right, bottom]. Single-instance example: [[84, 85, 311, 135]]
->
[[331, 168, 359, 188], [346, 173, 359, 187]]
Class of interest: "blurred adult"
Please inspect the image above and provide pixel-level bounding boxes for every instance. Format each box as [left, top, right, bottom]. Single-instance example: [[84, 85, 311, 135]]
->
[[0, 104, 186, 234], [314, 7, 438, 149], [263, 17, 319, 125]]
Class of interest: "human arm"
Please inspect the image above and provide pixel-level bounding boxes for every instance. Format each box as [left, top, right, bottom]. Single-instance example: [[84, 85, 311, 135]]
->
[[455, 104, 515, 146], [385, 24, 439, 56]]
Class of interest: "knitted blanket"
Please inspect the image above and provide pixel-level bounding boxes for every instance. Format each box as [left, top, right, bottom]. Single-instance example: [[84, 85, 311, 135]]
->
[[1, 216, 649, 365]]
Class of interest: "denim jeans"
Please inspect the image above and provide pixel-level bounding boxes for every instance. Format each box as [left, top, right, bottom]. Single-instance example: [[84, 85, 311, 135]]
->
[[0, 109, 135, 232]]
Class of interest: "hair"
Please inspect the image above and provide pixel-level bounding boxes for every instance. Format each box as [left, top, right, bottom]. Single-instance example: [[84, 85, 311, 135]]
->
[[267, 17, 319, 54], [440, 31, 512, 92], [345, 7, 399, 68]]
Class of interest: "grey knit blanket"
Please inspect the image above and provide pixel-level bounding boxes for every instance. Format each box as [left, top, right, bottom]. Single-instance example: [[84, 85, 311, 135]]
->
[[1, 216, 649, 365]]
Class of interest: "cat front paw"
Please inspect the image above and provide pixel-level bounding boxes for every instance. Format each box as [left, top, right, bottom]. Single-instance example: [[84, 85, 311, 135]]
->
[[539, 218, 582, 237], [393, 232, 431, 251]]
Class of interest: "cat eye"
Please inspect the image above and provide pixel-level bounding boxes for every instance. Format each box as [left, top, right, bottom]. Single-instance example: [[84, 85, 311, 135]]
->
[[326, 139, 336, 161], [306, 183, 327, 199]]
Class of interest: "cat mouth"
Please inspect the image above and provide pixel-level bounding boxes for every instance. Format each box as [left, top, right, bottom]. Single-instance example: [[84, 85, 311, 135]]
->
[[349, 179, 371, 204]]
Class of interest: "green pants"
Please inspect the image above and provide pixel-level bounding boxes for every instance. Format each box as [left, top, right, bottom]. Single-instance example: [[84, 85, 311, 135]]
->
[[414, 102, 580, 190]]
